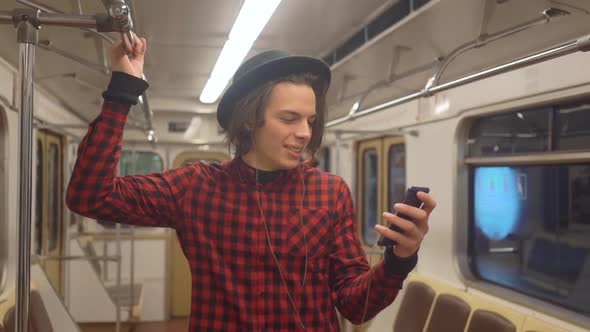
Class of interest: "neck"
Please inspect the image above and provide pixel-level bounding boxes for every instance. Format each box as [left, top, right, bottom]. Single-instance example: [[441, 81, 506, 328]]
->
[[240, 155, 266, 171], [241, 151, 291, 171]]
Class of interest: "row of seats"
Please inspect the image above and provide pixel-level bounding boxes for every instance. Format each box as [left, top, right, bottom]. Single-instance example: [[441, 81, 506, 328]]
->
[[0, 289, 53, 332], [392, 272, 574, 332], [395, 281, 515, 332]]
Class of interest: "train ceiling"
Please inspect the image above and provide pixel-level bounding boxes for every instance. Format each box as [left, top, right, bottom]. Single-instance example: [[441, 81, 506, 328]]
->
[[0, 0, 589, 143]]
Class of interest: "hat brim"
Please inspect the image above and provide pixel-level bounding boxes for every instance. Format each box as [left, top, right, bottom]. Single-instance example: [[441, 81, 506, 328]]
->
[[217, 55, 331, 130]]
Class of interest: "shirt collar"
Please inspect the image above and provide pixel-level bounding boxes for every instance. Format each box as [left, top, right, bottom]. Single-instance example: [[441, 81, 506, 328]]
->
[[226, 157, 301, 191]]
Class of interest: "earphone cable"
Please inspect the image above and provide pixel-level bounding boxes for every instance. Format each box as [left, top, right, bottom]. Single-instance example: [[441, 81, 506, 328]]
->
[[359, 243, 378, 328], [256, 168, 306, 330], [298, 168, 308, 287]]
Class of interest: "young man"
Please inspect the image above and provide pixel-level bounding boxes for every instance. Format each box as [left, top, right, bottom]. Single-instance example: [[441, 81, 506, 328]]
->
[[66, 35, 436, 331]]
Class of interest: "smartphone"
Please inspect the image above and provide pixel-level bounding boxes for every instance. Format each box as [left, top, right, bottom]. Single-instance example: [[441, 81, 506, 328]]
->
[[377, 186, 430, 247]]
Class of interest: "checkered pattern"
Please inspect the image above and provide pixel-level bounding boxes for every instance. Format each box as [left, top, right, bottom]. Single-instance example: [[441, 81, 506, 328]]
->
[[66, 100, 408, 331]]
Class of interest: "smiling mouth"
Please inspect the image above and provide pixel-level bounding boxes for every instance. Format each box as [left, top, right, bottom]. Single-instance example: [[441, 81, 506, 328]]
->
[[285, 146, 303, 153]]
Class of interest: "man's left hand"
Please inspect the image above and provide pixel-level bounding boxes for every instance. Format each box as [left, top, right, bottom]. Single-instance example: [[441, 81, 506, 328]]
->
[[375, 191, 436, 258]]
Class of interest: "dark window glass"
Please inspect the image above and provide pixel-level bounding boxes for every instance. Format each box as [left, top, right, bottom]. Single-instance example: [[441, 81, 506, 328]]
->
[[35, 139, 43, 255], [317, 147, 331, 172], [362, 149, 378, 244], [168, 121, 189, 133], [557, 103, 590, 151], [47, 143, 59, 251], [322, 54, 334, 66], [412, 0, 431, 10], [367, 0, 410, 39], [334, 30, 366, 63], [120, 151, 164, 176], [388, 144, 406, 210], [467, 108, 552, 157], [471, 165, 590, 316]]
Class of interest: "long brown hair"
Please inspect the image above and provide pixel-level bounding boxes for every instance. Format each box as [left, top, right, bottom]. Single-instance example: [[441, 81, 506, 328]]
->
[[223, 72, 327, 158]]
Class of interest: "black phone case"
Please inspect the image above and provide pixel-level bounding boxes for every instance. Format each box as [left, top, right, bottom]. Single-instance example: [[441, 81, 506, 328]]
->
[[377, 186, 430, 247]]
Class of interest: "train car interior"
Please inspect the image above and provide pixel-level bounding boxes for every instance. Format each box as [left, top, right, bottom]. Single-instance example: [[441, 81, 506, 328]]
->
[[0, 0, 589, 331]]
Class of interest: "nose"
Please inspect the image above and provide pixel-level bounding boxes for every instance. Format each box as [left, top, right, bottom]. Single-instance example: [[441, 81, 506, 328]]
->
[[295, 120, 312, 141]]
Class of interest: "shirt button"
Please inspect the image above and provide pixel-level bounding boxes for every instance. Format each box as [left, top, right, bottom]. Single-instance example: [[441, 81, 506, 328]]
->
[[259, 292, 267, 298]]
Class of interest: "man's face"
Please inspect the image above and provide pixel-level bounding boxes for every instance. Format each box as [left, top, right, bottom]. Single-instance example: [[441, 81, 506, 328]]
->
[[243, 82, 316, 171]]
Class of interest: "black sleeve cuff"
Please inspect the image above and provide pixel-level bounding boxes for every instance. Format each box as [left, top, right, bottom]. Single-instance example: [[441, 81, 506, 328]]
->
[[102, 71, 149, 105], [383, 248, 418, 276]]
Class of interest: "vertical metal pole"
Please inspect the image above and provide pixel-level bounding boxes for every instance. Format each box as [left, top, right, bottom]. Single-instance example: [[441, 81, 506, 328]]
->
[[129, 149, 137, 319], [15, 16, 39, 332], [115, 223, 121, 332], [129, 226, 135, 317]]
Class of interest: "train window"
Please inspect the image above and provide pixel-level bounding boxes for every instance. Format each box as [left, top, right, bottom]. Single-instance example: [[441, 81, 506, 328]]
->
[[47, 143, 59, 251], [467, 108, 552, 157], [36, 131, 64, 295], [471, 165, 590, 316], [367, 0, 410, 39], [558, 103, 590, 151], [172, 151, 230, 168], [387, 144, 406, 211], [180, 158, 218, 166], [357, 137, 405, 247], [412, 0, 432, 10], [35, 138, 43, 255], [0, 107, 6, 289], [467, 103, 590, 317], [362, 148, 379, 245], [120, 150, 163, 175], [317, 147, 331, 172]]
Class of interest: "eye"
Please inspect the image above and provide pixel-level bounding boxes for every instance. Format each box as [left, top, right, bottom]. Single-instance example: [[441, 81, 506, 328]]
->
[[281, 117, 296, 123]]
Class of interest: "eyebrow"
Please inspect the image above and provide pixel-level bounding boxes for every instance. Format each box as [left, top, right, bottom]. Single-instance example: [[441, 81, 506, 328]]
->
[[278, 110, 316, 119]]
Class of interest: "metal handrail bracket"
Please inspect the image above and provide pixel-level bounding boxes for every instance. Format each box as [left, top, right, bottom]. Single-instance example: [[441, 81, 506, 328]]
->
[[0, 5, 136, 332], [327, 33, 590, 128]]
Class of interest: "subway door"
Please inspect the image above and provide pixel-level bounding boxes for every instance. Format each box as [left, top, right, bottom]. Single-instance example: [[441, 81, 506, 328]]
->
[[35, 130, 65, 298], [382, 136, 406, 239], [169, 151, 229, 317], [356, 136, 406, 253], [356, 139, 383, 265], [353, 137, 405, 331], [0, 107, 7, 292]]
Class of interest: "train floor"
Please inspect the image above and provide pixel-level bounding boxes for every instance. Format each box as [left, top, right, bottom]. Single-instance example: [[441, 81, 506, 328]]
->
[[79, 318, 189, 332]]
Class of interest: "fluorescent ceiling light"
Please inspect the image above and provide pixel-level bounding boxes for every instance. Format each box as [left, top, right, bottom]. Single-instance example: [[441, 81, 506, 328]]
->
[[229, 0, 282, 43], [199, 0, 282, 104], [200, 76, 231, 104], [183, 116, 203, 140], [209, 39, 253, 85]]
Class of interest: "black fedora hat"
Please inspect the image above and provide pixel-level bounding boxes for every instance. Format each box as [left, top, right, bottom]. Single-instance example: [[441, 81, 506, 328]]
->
[[216, 49, 331, 130]]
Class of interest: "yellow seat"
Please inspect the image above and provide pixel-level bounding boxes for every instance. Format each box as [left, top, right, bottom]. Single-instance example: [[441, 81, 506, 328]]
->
[[3, 290, 53, 332], [522, 316, 569, 332], [393, 281, 436, 332], [424, 294, 471, 332], [465, 309, 516, 332], [0, 289, 15, 332]]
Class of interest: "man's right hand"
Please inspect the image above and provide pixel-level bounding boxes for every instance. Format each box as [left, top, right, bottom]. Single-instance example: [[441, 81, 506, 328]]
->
[[109, 32, 146, 79]]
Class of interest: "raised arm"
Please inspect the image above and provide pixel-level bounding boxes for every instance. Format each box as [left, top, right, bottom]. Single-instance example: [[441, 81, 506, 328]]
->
[[329, 179, 419, 324], [66, 34, 192, 228]]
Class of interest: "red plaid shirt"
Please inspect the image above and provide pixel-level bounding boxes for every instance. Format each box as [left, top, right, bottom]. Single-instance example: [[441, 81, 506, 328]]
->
[[66, 100, 412, 331]]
